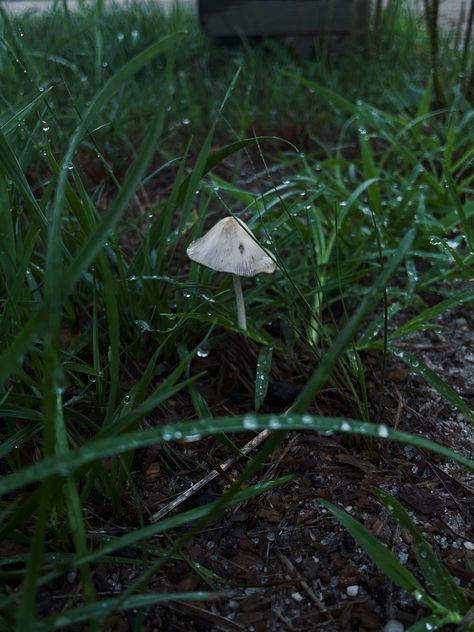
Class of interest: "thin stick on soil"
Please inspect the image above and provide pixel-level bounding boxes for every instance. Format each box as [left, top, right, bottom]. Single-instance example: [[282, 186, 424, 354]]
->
[[151, 429, 271, 522]]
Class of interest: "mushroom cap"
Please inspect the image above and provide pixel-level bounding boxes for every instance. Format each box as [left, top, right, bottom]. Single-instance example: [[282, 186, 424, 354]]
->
[[186, 216, 276, 277]]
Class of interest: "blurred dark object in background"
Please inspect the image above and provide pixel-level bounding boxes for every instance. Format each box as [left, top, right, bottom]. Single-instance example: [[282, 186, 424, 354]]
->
[[198, 0, 370, 38]]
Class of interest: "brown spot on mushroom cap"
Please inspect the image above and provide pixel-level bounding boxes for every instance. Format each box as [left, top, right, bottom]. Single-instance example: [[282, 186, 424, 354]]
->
[[186, 216, 276, 277]]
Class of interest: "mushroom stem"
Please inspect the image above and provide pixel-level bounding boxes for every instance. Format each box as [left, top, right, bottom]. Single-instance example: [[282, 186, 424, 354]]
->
[[232, 274, 247, 331]]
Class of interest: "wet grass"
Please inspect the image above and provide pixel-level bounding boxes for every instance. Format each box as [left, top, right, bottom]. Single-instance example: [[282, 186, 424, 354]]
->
[[0, 0, 473, 629]]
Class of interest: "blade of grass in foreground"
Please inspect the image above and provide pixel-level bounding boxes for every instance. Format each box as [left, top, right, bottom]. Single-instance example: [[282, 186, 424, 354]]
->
[[0, 129, 47, 231], [0, 415, 472, 498], [372, 488, 470, 613], [46, 34, 181, 322], [37, 592, 219, 630], [391, 348, 474, 422], [319, 500, 444, 613], [0, 478, 290, 612]]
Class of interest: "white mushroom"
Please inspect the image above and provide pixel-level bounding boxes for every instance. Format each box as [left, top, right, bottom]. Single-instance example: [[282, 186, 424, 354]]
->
[[187, 216, 276, 331]]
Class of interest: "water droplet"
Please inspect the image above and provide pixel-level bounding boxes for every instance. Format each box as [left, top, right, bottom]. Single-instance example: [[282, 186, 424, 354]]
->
[[183, 290, 191, 298], [243, 414, 259, 430], [123, 394, 131, 404], [133, 319, 151, 333], [116, 32, 125, 41], [196, 346, 209, 358], [41, 120, 49, 132], [340, 421, 351, 432], [378, 424, 389, 438], [269, 416, 281, 429], [181, 118, 190, 125], [340, 201, 347, 207], [102, 61, 108, 68], [131, 29, 140, 41]]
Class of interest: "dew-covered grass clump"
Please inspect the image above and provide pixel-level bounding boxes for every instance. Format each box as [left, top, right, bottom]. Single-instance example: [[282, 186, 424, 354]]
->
[[0, 0, 473, 629]]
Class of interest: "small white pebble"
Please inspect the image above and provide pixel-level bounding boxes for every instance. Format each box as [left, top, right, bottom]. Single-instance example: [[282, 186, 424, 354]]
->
[[463, 541, 474, 550], [398, 551, 408, 564], [384, 620, 404, 632], [346, 585, 359, 597], [292, 591, 304, 602]]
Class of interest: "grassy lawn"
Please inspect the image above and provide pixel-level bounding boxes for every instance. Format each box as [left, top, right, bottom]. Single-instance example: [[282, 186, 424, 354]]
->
[[0, 1, 473, 629]]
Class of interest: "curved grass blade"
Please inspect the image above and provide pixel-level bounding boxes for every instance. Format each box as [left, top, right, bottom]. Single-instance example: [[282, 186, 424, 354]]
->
[[0, 415, 473, 497], [373, 488, 470, 614], [391, 347, 474, 422], [0, 87, 53, 135], [319, 499, 440, 612], [176, 136, 292, 206], [388, 291, 474, 341], [0, 129, 47, 231], [0, 478, 290, 611], [37, 592, 218, 631]]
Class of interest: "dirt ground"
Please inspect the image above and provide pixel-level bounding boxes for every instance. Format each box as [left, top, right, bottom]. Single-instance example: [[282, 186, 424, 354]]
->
[[43, 301, 472, 631]]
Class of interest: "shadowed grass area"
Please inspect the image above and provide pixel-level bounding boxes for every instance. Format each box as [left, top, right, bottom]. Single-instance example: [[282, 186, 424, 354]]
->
[[0, 0, 473, 629]]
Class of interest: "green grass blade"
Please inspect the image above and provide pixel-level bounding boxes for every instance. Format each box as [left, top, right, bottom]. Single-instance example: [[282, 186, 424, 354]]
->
[[359, 135, 382, 214], [319, 499, 438, 610], [15, 483, 52, 631], [62, 106, 167, 296], [0, 129, 47, 231], [255, 345, 272, 411], [373, 488, 470, 614], [391, 348, 474, 422], [0, 310, 43, 389], [444, 169, 474, 252], [388, 292, 474, 340], [0, 87, 52, 135], [38, 592, 218, 630], [1, 414, 473, 497], [290, 229, 415, 412]]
